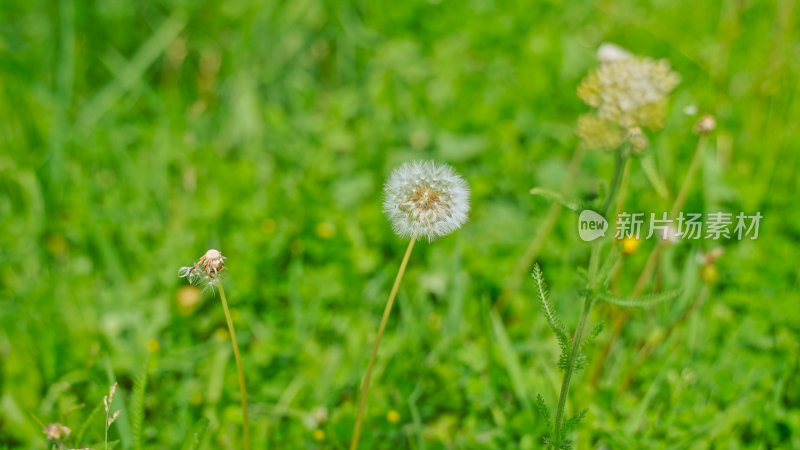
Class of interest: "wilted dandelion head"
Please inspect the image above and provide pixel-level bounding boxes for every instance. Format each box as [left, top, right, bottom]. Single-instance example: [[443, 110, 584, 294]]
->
[[577, 53, 680, 129], [693, 114, 717, 135], [179, 249, 227, 292], [383, 161, 470, 242]]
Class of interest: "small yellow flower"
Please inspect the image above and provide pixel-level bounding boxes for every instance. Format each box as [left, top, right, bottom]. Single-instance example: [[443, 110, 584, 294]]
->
[[146, 339, 160, 353], [701, 264, 719, 284], [312, 429, 325, 441], [315, 222, 335, 239], [621, 236, 641, 254], [386, 410, 400, 424]]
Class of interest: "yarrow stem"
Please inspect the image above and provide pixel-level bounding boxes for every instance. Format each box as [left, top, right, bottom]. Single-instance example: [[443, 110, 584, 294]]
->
[[552, 241, 601, 444], [350, 236, 417, 450], [551, 146, 627, 445], [602, 145, 628, 216], [218, 281, 250, 450]]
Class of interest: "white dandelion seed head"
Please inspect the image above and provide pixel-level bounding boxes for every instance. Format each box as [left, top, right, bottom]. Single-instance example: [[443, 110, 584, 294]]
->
[[383, 160, 470, 242]]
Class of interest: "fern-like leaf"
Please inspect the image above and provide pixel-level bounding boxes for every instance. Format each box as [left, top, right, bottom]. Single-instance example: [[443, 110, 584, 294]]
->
[[581, 322, 603, 352], [560, 409, 587, 436], [595, 250, 620, 289], [597, 289, 681, 309], [131, 363, 148, 450], [533, 265, 572, 372], [535, 394, 553, 433], [532, 265, 569, 345]]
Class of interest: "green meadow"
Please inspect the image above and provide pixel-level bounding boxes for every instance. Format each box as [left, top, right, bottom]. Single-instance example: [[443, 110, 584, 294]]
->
[[2, 0, 799, 448]]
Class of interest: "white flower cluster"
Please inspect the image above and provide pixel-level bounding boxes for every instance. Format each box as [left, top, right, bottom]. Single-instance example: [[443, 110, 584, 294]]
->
[[383, 161, 470, 242], [578, 47, 680, 129]]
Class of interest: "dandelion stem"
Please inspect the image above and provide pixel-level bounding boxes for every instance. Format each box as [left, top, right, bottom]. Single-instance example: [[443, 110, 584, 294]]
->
[[218, 281, 250, 450], [350, 236, 417, 450], [552, 145, 626, 443]]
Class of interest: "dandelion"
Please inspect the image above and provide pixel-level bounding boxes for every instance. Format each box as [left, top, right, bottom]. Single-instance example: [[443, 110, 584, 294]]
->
[[693, 113, 717, 135], [382, 160, 470, 242], [577, 53, 680, 129], [350, 161, 470, 450], [179, 248, 227, 292], [180, 249, 250, 450]]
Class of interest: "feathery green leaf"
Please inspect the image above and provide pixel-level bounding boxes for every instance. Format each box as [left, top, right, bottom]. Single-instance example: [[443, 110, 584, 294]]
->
[[130, 362, 149, 450], [532, 264, 569, 346]]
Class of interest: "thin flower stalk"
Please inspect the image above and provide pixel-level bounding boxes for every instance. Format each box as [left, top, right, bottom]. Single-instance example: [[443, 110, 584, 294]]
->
[[551, 151, 626, 447], [350, 236, 416, 450], [589, 131, 710, 387], [180, 249, 250, 450]]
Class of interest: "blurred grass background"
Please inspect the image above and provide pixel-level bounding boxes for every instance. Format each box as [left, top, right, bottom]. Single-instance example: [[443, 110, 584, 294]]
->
[[1, 0, 799, 448]]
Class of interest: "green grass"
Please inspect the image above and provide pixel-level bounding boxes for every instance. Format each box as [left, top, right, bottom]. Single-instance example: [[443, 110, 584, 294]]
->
[[1, 0, 799, 448]]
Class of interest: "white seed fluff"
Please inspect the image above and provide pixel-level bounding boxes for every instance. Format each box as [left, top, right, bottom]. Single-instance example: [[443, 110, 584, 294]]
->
[[383, 161, 470, 241]]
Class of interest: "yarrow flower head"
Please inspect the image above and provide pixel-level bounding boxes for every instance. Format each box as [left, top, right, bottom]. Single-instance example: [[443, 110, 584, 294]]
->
[[577, 48, 680, 130], [179, 249, 227, 292], [383, 161, 470, 242]]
